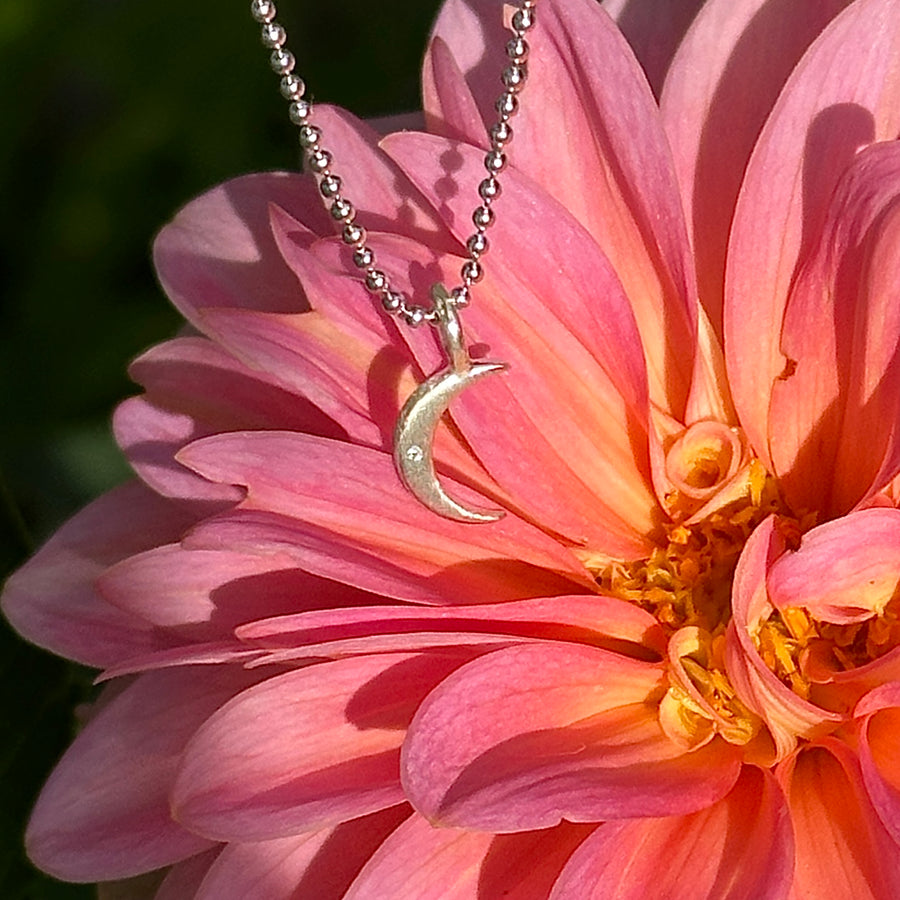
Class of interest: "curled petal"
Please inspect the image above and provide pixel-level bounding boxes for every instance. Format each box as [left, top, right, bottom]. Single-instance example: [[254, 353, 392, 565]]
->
[[856, 683, 900, 844], [767, 507, 900, 623], [550, 766, 792, 900], [664, 420, 745, 501], [769, 144, 900, 515], [725, 517, 842, 761]]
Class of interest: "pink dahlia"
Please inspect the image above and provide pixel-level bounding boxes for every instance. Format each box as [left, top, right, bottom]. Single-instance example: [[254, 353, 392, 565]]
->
[[7, 0, 900, 896]]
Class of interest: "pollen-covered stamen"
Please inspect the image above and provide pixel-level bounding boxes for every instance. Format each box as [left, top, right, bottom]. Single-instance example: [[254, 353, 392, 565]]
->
[[597, 462, 782, 635], [757, 593, 900, 697], [660, 626, 761, 748], [755, 606, 818, 700]]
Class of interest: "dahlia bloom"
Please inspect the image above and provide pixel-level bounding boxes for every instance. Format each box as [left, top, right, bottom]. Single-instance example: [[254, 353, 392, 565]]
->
[[7, 0, 900, 895]]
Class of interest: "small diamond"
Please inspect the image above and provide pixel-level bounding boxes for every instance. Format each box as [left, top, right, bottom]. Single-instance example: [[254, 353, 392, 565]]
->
[[406, 445, 424, 462]]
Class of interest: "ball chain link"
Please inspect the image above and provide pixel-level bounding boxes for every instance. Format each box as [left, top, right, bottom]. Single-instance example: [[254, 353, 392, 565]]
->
[[250, 0, 537, 328]]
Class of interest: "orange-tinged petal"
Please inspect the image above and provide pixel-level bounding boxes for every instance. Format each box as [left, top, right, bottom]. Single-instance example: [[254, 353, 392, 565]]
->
[[725, 0, 900, 471], [549, 766, 792, 900], [345, 815, 592, 900], [380, 136, 660, 554], [402, 642, 741, 830], [662, 0, 851, 336], [856, 683, 900, 844], [778, 740, 900, 899], [237, 595, 663, 655], [769, 144, 900, 516], [426, 0, 697, 415]]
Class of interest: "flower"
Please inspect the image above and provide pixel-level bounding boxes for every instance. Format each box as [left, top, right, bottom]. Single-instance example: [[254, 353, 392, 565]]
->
[[6, 0, 900, 895]]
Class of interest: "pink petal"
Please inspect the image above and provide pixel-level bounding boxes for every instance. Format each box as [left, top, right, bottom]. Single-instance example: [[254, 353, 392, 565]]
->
[[418, 0, 698, 416], [26, 667, 261, 882], [375, 141, 661, 555], [725, 517, 842, 761], [777, 739, 900, 897], [422, 35, 487, 145], [153, 173, 326, 326], [423, 0, 508, 135], [856, 683, 900, 844], [201, 206, 502, 496], [402, 642, 741, 830], [97, 641, 264, 681], [768, 144, 900, 515], [153, 108, 450, 329], [154, 850, 221, 900], [550, 766, 792, 900], [237, 594, 665, 658], [172, 652, 474, 842], [725, 0, 900, 469], [767, 508, 900, 624], [604, 0, 705, 97], [193, 807, 409, 900], [662, 0, 851, 336], [115, 337, 341, 506], [346, 813, 593, 900], [308, 106, 455, 252], [1, 482, 195, 667], [178, 431, 594, 604], [98, 544, 377, 642]]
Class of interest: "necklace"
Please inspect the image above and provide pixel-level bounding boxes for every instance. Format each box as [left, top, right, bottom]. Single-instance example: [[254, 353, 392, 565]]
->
[[250, 0, 537, 523]]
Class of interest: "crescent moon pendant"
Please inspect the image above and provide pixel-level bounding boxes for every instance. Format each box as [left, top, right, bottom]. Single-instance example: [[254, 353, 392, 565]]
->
[[392, 284, 506, 524], [394, 361, 507, 523]]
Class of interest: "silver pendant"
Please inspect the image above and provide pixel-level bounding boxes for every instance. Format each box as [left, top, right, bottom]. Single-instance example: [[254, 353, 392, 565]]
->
[[393, 285, 507, 523]]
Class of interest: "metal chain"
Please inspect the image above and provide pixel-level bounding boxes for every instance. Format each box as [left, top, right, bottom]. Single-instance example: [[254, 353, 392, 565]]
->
[[250, 0, 537, 328]]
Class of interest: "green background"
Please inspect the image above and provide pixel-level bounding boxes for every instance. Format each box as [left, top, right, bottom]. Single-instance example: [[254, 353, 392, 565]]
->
[[0, 1, 439, 894]]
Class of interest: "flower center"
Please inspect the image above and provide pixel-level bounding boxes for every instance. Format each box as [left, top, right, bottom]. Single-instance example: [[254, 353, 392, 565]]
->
[[756, 597, 900, 701], [594, 456, 783, 748], [597, 459, 780, 636]]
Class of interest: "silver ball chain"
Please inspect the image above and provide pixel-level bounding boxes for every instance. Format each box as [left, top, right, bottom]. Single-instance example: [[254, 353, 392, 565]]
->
[[250, 0, 537, 328]]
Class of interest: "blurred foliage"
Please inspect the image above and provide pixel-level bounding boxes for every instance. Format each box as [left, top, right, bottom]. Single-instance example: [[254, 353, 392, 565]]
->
[[0, 0, 438, 894]]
